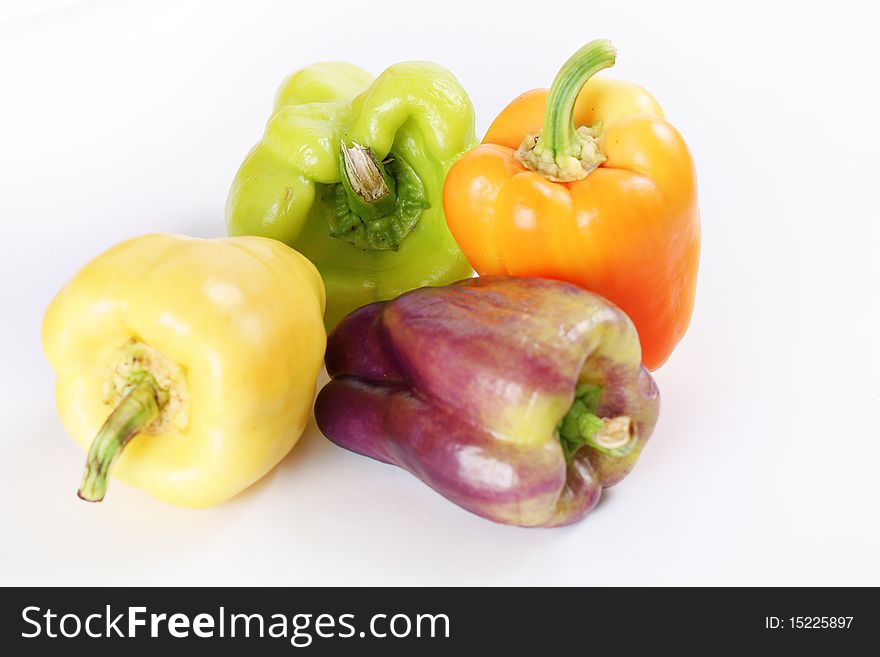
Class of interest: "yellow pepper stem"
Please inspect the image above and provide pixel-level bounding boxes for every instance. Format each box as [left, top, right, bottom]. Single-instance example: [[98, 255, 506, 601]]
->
[[515, 39, 617, 182], [78, 375, 168, 502]]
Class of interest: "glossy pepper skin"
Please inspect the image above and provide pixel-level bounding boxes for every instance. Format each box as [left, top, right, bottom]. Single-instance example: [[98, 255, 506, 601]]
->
[[443, 40, 700, 370], [315, 276, 659, 527], [42, 234, 326, 507], [227, 61, 476, 330]]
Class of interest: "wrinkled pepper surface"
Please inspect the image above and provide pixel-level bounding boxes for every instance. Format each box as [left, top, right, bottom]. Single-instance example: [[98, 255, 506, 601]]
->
[[443, 39, 700, 370], [315, 276, 659, 527], [42, 234, 326, 507], [227, 60, 476, 329]]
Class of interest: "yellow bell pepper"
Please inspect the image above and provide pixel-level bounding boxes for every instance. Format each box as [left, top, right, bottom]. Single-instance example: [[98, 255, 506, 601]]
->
[[42, 234, 326, 507]]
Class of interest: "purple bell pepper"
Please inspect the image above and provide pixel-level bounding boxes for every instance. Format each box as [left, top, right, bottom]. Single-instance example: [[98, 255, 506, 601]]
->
[[315, 276, 660, 527]]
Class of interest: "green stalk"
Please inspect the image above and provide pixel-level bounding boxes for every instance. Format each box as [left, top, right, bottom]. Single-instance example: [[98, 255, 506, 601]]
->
[[78, 375, 168, 502], [516, 39, 617, 182], [339, 141, 397, 220], [558, 383, 636, 461], [543, 39, 616, 160]]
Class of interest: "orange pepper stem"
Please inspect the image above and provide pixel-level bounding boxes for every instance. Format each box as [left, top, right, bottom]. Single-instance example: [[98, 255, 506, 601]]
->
[[516, 39, 617, 182], [77, 374, 168, 503]]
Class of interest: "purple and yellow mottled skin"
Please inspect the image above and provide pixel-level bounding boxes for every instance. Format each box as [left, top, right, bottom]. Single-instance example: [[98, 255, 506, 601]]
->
[[315, 276, 659, 527]]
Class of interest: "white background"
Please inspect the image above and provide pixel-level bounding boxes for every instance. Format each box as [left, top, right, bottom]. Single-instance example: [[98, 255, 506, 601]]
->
[[2, 0, 878, 586]]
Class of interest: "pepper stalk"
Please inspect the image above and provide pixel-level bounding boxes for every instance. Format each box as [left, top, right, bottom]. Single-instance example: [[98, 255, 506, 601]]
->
[[78, 374, 169, 502], [339, 142, 397, 220], [558, 382, 636, 460], [515, 39, 617, 182]]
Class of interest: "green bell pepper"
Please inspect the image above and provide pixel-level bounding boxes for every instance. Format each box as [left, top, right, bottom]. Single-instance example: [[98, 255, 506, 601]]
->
[[226, 61, 477, 328]]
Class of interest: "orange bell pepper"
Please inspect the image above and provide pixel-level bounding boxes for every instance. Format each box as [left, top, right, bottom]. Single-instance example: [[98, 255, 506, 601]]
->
[[443, 39, 700, 370]]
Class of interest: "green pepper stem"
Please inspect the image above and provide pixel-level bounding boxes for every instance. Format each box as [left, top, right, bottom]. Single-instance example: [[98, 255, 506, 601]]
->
[[77, 375, 168, 502], [587, 416, 634, 455], [557, 382, 636, 460], [544, 39, 616, 160], [515, 39, 617, 182], [339, 142, 397, 220]]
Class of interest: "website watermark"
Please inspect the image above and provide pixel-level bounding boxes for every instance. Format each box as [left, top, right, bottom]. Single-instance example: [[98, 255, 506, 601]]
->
[[21, 606, 450, 647]]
